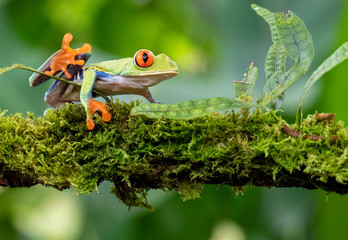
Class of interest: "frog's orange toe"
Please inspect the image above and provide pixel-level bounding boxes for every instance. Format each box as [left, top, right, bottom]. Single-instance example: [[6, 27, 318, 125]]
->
[[62, 69, 72, 79], [75, 59, 86, 65], [62, 33, 73, 48], [87, 116, 95, 130], [102, 111, 112, 122], [44, 70, 55, 76], [77, 43, 92, 54]]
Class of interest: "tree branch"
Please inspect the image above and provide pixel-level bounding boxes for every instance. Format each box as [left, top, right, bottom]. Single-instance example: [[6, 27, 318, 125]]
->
[[0, 101, 347, 208]]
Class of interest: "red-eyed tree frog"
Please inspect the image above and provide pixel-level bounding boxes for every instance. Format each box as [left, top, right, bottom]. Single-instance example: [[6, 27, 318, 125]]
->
[[29, 33, 178, 130]]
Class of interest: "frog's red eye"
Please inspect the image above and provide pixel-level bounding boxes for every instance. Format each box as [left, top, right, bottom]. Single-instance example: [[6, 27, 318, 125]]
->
[[134, 50, 154, 68]]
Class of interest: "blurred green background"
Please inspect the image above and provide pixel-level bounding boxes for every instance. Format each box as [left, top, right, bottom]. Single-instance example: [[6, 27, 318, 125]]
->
[[0, 0, 347, 239]]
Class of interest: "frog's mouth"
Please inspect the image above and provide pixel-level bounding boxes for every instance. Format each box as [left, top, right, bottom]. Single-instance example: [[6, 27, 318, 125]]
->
[[137, 70, 179, 79], [126, 69, 178, 77]]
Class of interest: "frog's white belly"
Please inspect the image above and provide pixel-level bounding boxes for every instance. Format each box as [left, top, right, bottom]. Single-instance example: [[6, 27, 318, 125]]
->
[[93, 72, 177, 95]]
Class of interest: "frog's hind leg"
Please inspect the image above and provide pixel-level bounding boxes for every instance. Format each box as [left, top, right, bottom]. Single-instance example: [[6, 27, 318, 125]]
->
[[142, 88, 160, 103], [44, 80, 73, 108], [29, 50, 61, 87], [81, 68, 111, 130], [44, 33, 91, 79]]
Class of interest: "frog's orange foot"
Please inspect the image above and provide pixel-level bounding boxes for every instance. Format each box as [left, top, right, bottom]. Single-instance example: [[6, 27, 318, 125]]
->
[[86, 99, 112, 130], [45, 33, 92, 79]]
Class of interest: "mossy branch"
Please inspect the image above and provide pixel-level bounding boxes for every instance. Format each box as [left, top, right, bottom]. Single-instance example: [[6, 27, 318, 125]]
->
[[1, 101, 348, 208]]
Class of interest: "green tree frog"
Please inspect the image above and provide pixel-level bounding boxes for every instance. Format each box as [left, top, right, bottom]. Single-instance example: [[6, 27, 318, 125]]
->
[[29, 33, 178, 130]]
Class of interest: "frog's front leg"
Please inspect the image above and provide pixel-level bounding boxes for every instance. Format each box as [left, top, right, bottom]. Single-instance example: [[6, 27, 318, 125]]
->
[[81, 68, 111, 130]]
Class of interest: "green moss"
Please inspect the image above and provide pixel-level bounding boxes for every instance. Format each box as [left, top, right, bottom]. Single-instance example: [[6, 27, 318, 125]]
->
[[0, 102, 347, 209]]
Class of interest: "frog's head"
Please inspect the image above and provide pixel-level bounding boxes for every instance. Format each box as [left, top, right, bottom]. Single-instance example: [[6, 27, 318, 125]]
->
[[120, 50, 178, 86]]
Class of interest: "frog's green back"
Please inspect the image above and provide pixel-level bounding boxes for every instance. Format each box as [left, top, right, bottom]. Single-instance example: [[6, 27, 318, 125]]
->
[[87, 58, 132, 75], [87, 53, 178, 76]]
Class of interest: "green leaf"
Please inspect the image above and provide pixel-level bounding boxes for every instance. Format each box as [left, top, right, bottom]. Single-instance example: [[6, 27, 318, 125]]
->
[[244, 62, 258, 97], [251, 4, 287, 79], [296, 42, 348, 125], [265, 45, 287, 109], [233, 62, 258, 100], [265, 45, 287, 80], [131, 97, 267, 119], [252, 4, 314, 107], [251, 4, 287, 109]]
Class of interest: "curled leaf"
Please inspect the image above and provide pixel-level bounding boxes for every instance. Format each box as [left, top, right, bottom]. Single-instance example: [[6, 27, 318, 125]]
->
[[233, 61, 258, 101], [252, 4, 314, 107]]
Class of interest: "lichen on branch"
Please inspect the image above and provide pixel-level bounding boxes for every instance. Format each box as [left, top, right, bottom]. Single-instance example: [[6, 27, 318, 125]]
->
[[0, 101, 347, 209]]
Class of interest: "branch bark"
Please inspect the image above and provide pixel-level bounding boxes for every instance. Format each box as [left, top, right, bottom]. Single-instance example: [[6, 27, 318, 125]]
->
[[0, 101, 347, 208]]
